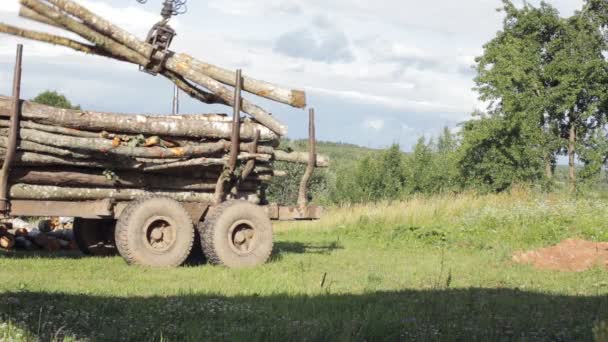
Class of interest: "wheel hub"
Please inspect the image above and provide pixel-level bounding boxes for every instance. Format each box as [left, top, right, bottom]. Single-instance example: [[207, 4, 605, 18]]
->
[[143, 217, 176, 253], [228, 220, 256, 255]]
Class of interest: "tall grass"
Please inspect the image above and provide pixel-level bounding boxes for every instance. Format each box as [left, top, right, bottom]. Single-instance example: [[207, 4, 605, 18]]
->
[[279, 188, 608, 250]]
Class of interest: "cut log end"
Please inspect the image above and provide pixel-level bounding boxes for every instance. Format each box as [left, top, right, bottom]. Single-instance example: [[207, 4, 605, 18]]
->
[[292, 90, 307, 109]]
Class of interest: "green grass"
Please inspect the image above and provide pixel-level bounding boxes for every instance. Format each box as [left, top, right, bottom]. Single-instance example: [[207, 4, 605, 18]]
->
[[1, 191, 607, 341]]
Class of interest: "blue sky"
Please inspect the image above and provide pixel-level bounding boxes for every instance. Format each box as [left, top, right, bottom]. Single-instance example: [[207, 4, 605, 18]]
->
[[0, 0, 584, 151]]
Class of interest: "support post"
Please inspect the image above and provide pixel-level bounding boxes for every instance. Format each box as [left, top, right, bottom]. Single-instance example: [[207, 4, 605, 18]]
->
[[214, 69, 243, 204], [0, 44, 23, 214], [172, 84, 179, 115], [298, 108, 316, 208], [228, 69, 242, 172]]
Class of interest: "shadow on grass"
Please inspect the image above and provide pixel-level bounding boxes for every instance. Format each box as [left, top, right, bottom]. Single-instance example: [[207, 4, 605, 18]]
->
[[1, 240, 344, 264], [271, 241, 344, 262], [0, 288, 606, 341]]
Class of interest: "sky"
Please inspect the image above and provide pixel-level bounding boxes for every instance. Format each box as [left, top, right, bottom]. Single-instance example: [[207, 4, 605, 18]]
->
[[0, 0, 585, 151]]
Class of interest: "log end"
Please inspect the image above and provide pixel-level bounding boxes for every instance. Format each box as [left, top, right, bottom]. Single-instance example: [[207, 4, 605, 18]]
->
[[292, 90, 307, 109]]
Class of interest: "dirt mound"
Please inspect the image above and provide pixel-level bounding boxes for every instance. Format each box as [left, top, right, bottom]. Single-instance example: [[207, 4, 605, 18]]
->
[[513, 239, 608, 272]]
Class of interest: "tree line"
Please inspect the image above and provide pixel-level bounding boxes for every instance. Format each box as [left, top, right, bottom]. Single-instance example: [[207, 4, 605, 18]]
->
[[273, 0, 608, 204]]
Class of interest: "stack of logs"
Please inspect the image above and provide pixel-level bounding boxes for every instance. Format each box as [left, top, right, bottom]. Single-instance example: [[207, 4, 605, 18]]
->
[[0, 217, 76, 252], [0, 96, 329, 204], [0, 0, 330, 207]]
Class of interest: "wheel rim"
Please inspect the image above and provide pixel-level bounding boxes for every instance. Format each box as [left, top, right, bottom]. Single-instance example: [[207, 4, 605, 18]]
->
[[141, 216, 177, 253], [227, 220, 256, 255]]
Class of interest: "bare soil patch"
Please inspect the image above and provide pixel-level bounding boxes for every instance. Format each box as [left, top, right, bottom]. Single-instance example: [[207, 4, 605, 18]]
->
[[513, 239, 608, 272]]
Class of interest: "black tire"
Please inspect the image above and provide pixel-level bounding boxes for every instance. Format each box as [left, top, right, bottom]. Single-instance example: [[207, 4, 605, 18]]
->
[[73, 218, 117, 256], [115, 197, 194, 267], [200, 200, 273, 268]]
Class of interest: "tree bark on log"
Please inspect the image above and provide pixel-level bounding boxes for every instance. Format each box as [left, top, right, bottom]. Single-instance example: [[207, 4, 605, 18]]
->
[[142, 153, 270, 172], [274, 150, 329, 167], [0, 127, 231, 159], [12, 150, 144, 169], [44, 0, 306, 109], [0, 96, 279, 141], [10, 168, 258, 191], [8, 13, 229, 107], [0, 136, 90, 159], [8, 183, 260, 203], [20, 0, 288, 136]]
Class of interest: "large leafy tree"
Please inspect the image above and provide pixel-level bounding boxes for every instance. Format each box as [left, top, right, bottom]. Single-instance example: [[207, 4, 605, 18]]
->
[[467, 1, 561, 190], [468, 0, 608, 191], [545, 4, 608, 190]]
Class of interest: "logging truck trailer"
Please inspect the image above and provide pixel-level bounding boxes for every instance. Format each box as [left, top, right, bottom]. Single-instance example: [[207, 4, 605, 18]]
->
[[0, 45, 323, 268]]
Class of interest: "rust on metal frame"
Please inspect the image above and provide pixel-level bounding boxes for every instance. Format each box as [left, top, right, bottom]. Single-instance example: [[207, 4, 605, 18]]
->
[[0, 44, 23, 214]]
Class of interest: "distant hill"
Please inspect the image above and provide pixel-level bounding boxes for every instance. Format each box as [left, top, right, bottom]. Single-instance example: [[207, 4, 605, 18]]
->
[[279, 140, 380, 167]]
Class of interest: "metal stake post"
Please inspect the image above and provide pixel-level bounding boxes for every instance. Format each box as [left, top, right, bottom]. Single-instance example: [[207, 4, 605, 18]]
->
[[228, 69, 243, 172], [298, 108, 316, 208], [0, 44, 23, 214], [214, 69, 243, 204]]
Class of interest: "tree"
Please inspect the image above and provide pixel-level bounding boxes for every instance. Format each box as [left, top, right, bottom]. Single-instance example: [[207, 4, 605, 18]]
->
[[330, 144, 406, 204], [544, 2, 608, 190], [404, 137, 435, 193], [434, 127, 460, 192], [31, 90, 80, 110], [458, 112, 545, 192], [467, 1, 561, 191], [470, 0, 608, 192]]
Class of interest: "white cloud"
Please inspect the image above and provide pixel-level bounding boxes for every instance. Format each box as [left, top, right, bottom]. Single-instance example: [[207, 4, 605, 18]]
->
[[363, 118, 385, 131], [78, 0, 165, 35], [2, 2, 19, 14]]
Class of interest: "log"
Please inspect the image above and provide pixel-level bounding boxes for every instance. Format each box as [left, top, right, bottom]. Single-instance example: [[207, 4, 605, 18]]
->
[[0, 124, 278, 158], [9, 149, 145, 169], [6, 15, 227, 106], [0, 119, 280, 152], [0, 135, 91, 159], [10, 168, 258, 191], [0, 96, 279, 141], [9, 183, 260, 203], [0, 22, 111, 59], [0, 234, 15, 249], [274, 150, 329, 167], [45, 0, 306, 109], [20, 0, 146, 65], [142, 153, 271, 172], [0, 118, 100, 138], [0, 127, 230, 159], [20, 0, 288, 136], [0, 147, 281, 173]]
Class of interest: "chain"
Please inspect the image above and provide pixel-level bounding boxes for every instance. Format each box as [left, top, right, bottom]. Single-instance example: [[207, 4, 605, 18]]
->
[[135, 0, 188, 19]]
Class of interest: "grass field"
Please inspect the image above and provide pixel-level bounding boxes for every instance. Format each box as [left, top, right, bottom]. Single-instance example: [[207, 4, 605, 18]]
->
[[1, 190, 607, 341]]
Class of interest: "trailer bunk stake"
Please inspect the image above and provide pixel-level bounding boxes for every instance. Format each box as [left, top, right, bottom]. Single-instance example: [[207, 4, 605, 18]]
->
[[0, 44, 23, 214]]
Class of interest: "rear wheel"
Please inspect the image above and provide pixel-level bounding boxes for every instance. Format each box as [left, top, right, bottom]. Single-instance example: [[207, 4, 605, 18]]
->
[[200, 200, 273, 268], [73, 218, 117, 256], [115, 197, 194, 267]]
